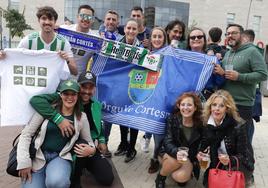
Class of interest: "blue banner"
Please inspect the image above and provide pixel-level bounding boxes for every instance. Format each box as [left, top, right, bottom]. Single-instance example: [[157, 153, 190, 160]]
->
[[57, 27, 103, 52], [91, 46, 216, 134]]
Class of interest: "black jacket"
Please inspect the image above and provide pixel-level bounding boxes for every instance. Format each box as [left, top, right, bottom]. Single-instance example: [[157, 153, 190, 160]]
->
[[163, 114, 202, 180], [200, 115, 255, 185]]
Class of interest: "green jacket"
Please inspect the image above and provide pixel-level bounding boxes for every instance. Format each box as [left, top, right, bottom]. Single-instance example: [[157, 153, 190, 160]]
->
[[222, 43, 268, 106], [30, 93, 105, 143]]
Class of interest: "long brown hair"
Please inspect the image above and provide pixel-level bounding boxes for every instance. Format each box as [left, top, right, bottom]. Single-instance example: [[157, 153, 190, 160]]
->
[[174, 92, 203, 127]]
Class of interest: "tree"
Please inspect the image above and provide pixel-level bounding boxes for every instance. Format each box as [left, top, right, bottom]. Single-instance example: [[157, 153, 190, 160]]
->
[[3, 7, 33, 39]]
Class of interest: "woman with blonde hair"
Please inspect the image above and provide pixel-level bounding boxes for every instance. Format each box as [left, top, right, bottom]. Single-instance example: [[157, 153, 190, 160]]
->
[[198, 90, 254, 187]]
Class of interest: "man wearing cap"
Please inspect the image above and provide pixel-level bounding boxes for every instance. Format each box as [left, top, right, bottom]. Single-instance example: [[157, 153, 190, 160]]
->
[[29, 71, 114, 187]]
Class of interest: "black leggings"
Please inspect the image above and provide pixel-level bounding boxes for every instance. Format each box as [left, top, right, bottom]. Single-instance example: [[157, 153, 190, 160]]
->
[[72, 151, 114, 186], [120, 126, 139, 151]]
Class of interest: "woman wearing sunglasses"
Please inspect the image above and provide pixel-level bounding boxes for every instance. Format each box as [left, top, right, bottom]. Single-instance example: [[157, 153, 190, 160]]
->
[[17, 80, 95, 188], [186, 27, 225, 100]]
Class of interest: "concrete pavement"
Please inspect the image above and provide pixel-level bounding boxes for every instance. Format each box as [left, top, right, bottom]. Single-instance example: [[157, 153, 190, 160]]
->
[[1, 98, 268, 188]]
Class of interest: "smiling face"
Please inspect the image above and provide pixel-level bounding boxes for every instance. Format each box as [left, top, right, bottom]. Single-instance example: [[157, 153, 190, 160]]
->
[[79, 82, 96, 103], [210, 97, 227, 125], [124, 20, 138, 44], [151, 28, 165, 50], [226, 26, 242, 49], [189, 29, 205, 52], [39, 15, 56, 34], [104, 12, 119, 32], [178, 97, 197, 119], [168, 24, 183, 42], [77, 8, 94, 31], [60, 90, 78, 109]]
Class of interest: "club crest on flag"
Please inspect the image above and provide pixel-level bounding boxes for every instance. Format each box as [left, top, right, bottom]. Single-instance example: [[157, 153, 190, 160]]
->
[[128, 69, 161, 104]]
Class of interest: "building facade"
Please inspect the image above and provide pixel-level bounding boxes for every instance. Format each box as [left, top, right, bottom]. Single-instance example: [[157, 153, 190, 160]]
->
[[1, 0, 268, 48]]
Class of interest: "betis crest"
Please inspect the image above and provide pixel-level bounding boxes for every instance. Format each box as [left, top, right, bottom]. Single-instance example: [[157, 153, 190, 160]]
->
[[128, 69, 161, 104]]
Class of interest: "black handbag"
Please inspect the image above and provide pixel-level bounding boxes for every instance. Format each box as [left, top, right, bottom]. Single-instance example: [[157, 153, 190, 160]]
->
[[6, 129, 40, 177]]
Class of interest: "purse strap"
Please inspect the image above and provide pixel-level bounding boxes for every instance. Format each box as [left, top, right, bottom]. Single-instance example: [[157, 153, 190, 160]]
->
[[232, 156, 240, 170]]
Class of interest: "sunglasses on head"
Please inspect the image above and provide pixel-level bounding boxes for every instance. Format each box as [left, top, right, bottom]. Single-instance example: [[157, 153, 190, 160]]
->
[[79, 13, 94, 21], [189, 35, 204, 40]]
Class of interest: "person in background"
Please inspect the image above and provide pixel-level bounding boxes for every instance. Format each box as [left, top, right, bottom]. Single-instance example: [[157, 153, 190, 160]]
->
[[206, 27, 227, 60], [197, 90, 255, 187], [114, 18, 141, 163], [30, 71, 114, 187], [241, 29, 263, 136], [17, 80, 95, 188], [155, 92, 203, 188], [165, 19, 186, 49]]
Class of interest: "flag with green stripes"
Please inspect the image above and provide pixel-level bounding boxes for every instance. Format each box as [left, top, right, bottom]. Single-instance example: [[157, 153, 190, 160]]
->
[[100, 40, 162, 71]]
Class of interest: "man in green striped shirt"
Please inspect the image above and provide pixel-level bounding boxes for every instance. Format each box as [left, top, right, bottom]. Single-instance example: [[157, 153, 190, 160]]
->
[[17, 6, 77, 75]]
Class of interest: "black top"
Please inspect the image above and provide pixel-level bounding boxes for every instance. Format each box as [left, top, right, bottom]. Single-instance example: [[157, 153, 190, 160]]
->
[[83, 100, 97, 134]]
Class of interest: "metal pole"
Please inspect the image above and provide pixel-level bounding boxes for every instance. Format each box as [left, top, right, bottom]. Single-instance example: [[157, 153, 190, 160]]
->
[[246, 0, 253, 29], [0, 9, 2, 49]]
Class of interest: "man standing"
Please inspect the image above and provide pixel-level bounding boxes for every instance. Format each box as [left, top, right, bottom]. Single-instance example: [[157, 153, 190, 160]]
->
[[17, 6, 77, 75], [60, 5, 99, 76], [30, 71, 114, 187], [222, 23, 267, 144], [99, 10, 123, 41]]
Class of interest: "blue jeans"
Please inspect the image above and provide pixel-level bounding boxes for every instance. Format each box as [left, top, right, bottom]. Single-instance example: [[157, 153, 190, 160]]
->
[[22, 151, 72, 188], [153, 134, 165, 159]]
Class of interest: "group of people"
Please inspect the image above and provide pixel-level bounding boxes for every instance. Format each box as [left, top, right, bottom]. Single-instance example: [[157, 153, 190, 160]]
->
[[0, 3, 267, 188]]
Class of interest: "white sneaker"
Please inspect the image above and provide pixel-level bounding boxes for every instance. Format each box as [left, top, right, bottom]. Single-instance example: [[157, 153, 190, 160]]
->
[[141, 135, 150, 153]]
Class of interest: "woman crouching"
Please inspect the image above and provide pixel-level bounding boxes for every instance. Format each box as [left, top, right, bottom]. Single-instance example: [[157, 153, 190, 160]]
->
[[197, 90, 254, 187], [17, 80, 95, 188], [155, 92, 203, 187]]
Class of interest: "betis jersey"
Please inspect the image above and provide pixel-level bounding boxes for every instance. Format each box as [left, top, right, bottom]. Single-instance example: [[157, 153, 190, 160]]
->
[[18, 32, 73, 57]]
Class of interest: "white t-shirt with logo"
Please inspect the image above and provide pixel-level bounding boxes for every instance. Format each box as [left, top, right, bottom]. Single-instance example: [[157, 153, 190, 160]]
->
[[0, 48, 70, 126], [60, 24, 99, 76]]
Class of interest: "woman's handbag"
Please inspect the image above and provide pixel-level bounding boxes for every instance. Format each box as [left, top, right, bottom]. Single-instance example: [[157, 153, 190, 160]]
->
[[6, 129, 40, 177], [208, 157, 245, 188]]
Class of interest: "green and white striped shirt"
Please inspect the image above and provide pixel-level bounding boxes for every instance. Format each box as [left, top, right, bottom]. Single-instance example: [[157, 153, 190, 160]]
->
[[18, 31, 73, 57]]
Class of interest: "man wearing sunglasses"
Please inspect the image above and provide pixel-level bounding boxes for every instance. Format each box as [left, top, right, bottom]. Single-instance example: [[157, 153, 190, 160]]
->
[[60, 5, 99, 77]]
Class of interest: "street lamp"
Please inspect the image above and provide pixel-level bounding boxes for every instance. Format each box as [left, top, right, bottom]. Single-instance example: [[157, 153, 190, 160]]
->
[[246, 0, 253, 29]]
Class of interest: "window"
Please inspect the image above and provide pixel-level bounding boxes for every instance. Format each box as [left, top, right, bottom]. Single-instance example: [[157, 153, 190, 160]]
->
[[253, 15, 261, 37], [227, 13, 235, 25], [9, 0, 20, 10]]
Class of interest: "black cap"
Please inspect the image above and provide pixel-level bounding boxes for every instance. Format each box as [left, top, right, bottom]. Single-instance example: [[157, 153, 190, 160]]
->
[[77, 71, 96, 86]]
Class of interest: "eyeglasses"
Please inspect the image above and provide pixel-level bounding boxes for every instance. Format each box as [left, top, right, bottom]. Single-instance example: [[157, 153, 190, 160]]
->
[[225, 31, 240, 36], [189, 35, 204, 40], [79, 13, 94, 21]]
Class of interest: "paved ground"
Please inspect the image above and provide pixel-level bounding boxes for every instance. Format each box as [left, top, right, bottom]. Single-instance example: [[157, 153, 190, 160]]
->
[[1, 98, 268, 188]]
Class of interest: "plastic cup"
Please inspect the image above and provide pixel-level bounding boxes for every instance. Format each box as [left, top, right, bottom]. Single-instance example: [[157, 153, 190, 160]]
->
[[225, 64, 233, 71], [199, 153, 210, 170], [177, 147, 189, 162]]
